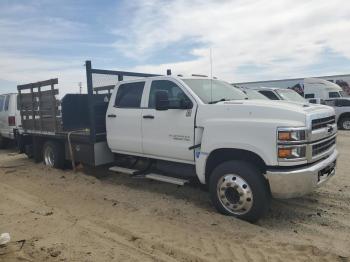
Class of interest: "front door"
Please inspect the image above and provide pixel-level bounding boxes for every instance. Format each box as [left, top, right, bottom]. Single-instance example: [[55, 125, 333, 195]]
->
[[142, 79, 196, 162], [106, 81, 145, 154]]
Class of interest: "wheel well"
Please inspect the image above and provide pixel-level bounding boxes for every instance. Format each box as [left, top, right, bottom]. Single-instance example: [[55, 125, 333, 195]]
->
[[205, 148, 267, 183], [338, 112, 350, 123]]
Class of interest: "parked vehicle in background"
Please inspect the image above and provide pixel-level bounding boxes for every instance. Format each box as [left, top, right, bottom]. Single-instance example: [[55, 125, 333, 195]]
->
[[239, 88, 269, 100], [324, 99, 350, 130], [253, 87, 307, 103], [0, 93, 21, 148], [16, 61, 339, 222], [302, 78, 345, 99]]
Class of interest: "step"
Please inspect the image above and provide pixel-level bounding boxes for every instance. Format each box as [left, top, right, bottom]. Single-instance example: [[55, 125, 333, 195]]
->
[[109, 166, 137, 175], [145, 173, 189, 186]]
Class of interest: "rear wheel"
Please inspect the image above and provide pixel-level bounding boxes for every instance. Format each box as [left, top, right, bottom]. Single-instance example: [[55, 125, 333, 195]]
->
[[339, 117, 350, 130], [209, 160, 270, 223], [43, 141, 65, 169]]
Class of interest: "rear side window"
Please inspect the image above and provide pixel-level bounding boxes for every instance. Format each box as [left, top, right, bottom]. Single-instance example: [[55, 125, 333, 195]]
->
[[114, 82, 145, 108], [4, 95, 9, 111], [259, 90, 279, 100], [0, 95, 4, 111], [335, 99, 350, 107], [305, 93, 315, 99], [329, 92, 340, 98]]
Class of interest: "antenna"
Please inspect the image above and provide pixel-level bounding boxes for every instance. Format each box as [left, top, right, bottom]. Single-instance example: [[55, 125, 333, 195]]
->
[[78, 82, 82, 94], [210, 47, 213, 103]]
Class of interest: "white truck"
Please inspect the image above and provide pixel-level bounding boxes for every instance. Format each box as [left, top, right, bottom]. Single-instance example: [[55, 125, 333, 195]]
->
[[322, 98, 350, 130], [0, 93, 21, 148], [302, 78, 345, 99], [16, 62, 339, 222], [251, 87, 307, 103]]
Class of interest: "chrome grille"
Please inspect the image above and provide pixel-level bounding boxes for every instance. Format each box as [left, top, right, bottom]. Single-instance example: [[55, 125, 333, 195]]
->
[[312, 137, 336, 156], [312, 116, 335, 130]]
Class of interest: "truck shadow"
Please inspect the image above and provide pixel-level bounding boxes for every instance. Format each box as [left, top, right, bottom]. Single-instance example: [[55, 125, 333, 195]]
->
[[82, 165, 335, 226]]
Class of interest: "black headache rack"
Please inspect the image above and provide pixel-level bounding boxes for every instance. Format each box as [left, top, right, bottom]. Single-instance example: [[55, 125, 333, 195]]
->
[[16, 60, 161, 166]]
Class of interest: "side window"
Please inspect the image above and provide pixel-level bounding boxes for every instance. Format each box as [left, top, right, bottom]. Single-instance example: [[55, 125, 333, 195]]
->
[[305, 93, 315, 99], [0, 96, 4, 112], [309, 99, 316, 104], [335, 99, 350, 107], [329, 92, 340, 98], [114, 82, 145, 108], [148, 80, 192, 108], [4, 95, 9, 111], [259, 90, 279, 100], [324, 100, 335, 106]]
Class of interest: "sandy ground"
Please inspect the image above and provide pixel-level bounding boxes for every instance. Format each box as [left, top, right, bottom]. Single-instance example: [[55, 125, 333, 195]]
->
[[0, 132, 349, 262]]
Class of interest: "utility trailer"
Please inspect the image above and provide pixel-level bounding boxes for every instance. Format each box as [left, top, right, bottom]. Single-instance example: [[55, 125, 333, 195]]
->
[[17, 61, 159, 168]]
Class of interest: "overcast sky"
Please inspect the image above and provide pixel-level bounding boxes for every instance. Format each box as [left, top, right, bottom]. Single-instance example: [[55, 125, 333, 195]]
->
[[1, 0, 350, 95]]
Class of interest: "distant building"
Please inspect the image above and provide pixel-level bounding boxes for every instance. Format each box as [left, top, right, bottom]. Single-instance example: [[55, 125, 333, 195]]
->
[[233, 74, 350, 95]]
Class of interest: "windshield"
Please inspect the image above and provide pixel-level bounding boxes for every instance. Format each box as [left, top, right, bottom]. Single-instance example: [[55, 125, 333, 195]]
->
[[244, 89, 269, 100], [182, 79, 247, 103], [276, 89, 306, 102]]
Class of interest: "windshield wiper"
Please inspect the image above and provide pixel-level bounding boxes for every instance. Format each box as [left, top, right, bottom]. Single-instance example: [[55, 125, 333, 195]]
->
[[208, 98, 227, 104]]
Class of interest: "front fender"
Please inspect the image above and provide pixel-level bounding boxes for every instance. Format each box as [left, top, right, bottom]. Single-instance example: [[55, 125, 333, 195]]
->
[[195, 120, 281, 184]]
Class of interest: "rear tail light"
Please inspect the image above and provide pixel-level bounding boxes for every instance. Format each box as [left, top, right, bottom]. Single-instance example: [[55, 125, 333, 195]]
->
[[8, 116, 16, 126]]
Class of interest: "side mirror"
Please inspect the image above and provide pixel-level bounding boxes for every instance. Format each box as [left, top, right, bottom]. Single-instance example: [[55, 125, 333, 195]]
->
[[155, 90, 169, 110]]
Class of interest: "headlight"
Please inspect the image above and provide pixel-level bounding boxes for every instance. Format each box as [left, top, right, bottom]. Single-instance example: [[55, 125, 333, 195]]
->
[[277, 127, 308, 161], [278, 129, 306, 142], [278, 146, 306, 160]]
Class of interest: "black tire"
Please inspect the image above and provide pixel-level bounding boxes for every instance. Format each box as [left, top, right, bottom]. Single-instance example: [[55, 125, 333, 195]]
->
[[339, 117, 350, 130], [42, 141, 65, 169], [209, 160, 270, 223], [0, 135, 9, 149]]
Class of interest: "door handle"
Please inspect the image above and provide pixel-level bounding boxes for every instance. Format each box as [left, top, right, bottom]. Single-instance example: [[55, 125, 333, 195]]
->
[[108, 114, 117, 118], [143, 115, 154, 119]]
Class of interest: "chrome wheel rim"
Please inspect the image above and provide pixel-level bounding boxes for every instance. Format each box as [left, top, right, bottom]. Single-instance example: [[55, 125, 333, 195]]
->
[[44, 146, 55, 167], [217, 174, 253, 215], [343, 120, 350, 130]]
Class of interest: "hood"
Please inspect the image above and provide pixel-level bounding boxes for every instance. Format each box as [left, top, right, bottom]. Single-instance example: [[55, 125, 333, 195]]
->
[[222, 99, 333, 114], [196, 99, 335, 128]]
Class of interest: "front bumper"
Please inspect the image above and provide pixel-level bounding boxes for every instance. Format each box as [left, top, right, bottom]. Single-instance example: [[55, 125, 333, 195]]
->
[[265, 150, 338, 198]]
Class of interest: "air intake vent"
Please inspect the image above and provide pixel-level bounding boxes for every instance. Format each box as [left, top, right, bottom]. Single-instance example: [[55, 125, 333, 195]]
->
[[312, 116, 335, 130]]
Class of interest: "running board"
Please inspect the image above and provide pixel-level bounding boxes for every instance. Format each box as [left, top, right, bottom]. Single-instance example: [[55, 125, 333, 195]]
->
[[109, 166, 137, 175], [145, 173, 189, 186], [109, 166, 189, 186]]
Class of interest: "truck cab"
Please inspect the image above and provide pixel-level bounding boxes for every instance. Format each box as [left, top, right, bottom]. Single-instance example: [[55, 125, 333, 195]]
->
[[106, 76, 338, 222], [303, 78, 345, 99]]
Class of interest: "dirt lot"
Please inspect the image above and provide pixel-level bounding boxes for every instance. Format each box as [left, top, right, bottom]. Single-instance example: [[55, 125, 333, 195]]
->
[[0, 132, 349, 262]]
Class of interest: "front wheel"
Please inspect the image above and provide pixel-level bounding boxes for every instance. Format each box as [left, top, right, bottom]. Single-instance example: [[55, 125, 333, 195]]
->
[[209, 160, 270, 223], [339, 117, 350, 130]]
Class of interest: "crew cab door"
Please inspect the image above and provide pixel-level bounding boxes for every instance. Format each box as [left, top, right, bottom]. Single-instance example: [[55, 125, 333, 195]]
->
[[141, 79, 196, 162], [106, 81, 146, 154]]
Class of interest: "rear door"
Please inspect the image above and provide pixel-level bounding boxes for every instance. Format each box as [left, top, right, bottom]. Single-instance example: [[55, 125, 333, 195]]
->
[[141, 79, 196, 162], [0, 95, 7, 137], [106, 81, 146, 154]]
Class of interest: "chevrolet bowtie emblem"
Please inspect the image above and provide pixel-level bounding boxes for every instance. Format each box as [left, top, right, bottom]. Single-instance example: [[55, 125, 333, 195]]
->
[[327, 124, 334, 133]]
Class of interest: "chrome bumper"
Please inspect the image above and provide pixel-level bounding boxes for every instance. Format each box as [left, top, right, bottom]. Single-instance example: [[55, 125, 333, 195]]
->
[[265, 150, 338, 198]]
